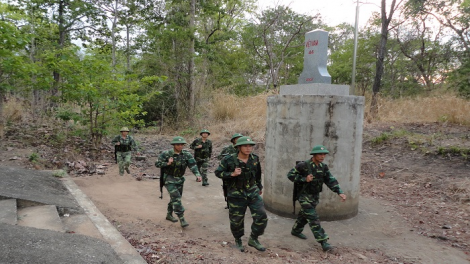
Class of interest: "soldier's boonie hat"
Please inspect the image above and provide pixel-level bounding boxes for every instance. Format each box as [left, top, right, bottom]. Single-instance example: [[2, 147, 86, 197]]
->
[[310, 145, 329, 155], [120, 127, 130, 132], [230, 133, 244, 142], [171, 136, 187, 145], [200, 129, 210, 135], [234, 136, 256, 147]]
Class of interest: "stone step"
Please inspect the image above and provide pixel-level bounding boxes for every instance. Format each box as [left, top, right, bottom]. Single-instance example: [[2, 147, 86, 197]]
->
[[62, 214, 104, 240], [0, 199, 17, 225], [17, 205, 64, 232]]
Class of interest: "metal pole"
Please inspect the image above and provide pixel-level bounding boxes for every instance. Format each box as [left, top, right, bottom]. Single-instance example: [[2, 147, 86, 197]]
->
[[351, 2, 360, 96]]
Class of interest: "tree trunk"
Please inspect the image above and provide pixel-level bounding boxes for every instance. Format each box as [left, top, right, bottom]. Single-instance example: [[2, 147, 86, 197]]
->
[[188, 0, 196, 118], [111, 0, 118, 70], [370, 0, 398, 118], [51, 0, 66, 110]]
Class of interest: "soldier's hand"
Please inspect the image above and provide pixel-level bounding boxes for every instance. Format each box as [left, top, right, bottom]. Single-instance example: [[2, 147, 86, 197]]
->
[[231, 168, 242, 177], [259, 190, 263, 195], [306, 174, 314, 182], [115, 142, 121, 145], [197, 144, 202, 148], [339, 193, 347, 202], [167, 157, 174, 165], [196, 176, 202, 182]]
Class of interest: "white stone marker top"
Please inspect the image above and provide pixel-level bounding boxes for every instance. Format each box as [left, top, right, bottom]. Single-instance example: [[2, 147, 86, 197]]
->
[[298, 29, 331, 84]]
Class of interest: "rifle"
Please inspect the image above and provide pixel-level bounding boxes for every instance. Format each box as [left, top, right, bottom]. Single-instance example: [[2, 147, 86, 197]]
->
[[222, 180, 229, 209], [114, 145, 119, 164], [292, 161, 305, 215], [159, 167, 165, 199]]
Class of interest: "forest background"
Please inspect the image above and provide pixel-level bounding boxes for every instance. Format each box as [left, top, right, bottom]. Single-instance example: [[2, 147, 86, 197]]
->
[[1, 0, 470, 148]]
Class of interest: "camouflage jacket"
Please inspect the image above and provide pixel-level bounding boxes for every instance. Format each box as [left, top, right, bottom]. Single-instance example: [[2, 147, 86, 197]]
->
[[111, 135, 138, 152], [217, 144, 237, 160], [190, 138, 212, 160], [214, 153, 262, 197], [155, 149, 201, 183], [287, 160, 343, 197]]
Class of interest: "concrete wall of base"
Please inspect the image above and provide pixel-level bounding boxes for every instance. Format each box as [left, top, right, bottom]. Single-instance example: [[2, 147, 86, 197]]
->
[[264, 95, 364, 221]]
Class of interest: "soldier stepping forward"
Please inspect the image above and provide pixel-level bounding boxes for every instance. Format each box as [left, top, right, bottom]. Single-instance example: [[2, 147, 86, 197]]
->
[[217, 133, 243, 209], [190, 129, 212, 186], [287, 145, 347, 252], [215, 136, 268, 252], [155, 136, 202, 227], [112, 127, 139, 176]]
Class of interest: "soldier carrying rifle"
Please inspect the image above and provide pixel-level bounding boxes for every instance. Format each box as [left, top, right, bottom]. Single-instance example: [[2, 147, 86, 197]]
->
[[155, 136, 202, 228], [112, 127, 139, 176], [287, 145, 347, 252]]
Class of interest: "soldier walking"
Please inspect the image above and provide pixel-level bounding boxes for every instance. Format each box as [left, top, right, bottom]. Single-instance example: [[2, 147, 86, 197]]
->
[[155, 136, 202, 227], [217, 133, 243, 160], [217, 133, 243, 209], [112, 127, 139, 176], [215, 136, 268, 252], [190, 129, 212, 186], [287, 145, 347, 251]]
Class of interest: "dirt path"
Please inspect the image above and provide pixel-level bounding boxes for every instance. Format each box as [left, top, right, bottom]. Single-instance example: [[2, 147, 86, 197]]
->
[[73, 166, 470, 264]]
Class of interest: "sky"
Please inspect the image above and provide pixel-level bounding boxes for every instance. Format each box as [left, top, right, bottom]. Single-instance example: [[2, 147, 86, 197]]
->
[[257, 0, 382, 28]]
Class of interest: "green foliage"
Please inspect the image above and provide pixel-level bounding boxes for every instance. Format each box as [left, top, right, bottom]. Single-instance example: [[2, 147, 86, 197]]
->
[[437, 146, 470, 158], [371, 132, 391, 145], [449, 56, 470, 99], [29, 153, 39, 162], [180, 127, 198, 137], [52, 170, 67, 178]]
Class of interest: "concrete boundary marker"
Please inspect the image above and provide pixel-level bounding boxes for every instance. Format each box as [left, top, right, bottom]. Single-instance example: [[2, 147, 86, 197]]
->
[[61, 176, 147, 264]]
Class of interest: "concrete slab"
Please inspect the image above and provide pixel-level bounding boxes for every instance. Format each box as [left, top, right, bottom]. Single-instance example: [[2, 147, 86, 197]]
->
[[61, 176, 147, 264], [17, 205, 64, 232], [0, 199, 17, 225], [0, 167, 81, 213], [0, 223, 123, 264], [62, 214, 104, 240]]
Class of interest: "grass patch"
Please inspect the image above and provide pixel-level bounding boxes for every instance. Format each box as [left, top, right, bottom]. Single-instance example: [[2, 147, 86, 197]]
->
[[437, 146, 470, 159], [52, 170, 67, 178], [372, 94, 470, 125], [29, 153, 39, 162]]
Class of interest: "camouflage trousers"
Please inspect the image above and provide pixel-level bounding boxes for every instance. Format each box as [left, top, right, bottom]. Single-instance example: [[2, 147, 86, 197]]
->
[[291, 194, 328, 242], [165, 180, 185, 217], [196, 158, 209, 183], [116, 151, 131, 175], [227, 187, 268, 239]]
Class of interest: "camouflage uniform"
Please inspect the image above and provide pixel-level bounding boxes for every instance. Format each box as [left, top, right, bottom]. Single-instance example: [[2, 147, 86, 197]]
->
[[190, 137, 212, 185], [112, 131, 138, 176], [155, 149, 201, 219], [214, 152, 268, 249], [287, 160, 343, 244], [217, 144, 237, 160]]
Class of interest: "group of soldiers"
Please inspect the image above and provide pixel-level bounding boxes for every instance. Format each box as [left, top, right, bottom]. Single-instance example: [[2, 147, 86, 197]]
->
[[113, 128, 347, 253]]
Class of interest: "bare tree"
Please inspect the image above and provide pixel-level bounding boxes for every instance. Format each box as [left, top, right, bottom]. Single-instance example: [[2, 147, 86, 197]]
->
[[370, 0, 405, 118]]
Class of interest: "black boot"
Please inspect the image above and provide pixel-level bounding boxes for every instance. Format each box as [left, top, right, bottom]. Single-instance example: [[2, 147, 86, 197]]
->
[[165, 212, 178, 223], [179, 216, 189, 228], [248, 236, 266, 251]]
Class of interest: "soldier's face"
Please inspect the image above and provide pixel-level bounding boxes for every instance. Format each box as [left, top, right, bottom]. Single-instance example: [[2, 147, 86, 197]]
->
[[238, 145, 253, 155], [312, 153, 326, 163], [121, 131, 129, 136], [201, 133, 209, 138], [173, 144, 184, 153]]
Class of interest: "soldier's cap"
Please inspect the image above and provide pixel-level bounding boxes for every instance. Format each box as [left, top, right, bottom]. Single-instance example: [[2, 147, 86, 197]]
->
[[120, 127, 130, 132], [310, 145, 329, 155], [234, 136, 256, 147], [200, 129, 210, 135], [230, 133, 244, 143], [171, 136, 187, 145]]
